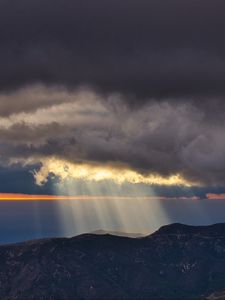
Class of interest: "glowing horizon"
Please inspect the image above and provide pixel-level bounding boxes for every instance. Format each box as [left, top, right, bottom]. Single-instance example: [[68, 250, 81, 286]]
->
[[0, 193, 168, 201], [206, 193, 225, 200], [0, 193, 201, 201]]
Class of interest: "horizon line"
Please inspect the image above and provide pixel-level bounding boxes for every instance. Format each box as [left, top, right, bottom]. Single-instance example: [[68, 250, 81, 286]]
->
[[0, 193, 202, 201]]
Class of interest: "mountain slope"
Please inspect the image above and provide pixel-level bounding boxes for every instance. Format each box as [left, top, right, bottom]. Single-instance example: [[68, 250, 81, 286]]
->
[[91, 229, 146, 238], [1, 223, 225, 299]]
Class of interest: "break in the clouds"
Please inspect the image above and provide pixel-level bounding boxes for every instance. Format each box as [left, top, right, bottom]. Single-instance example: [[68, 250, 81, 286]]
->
[[0, 0, 225, 191]]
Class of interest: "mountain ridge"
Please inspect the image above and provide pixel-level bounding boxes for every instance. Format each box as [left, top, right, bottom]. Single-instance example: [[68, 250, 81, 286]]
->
[[1, 223, 225, 299]]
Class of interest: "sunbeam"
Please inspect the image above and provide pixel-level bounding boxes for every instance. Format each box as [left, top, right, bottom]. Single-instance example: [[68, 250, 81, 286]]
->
[[54, 180, 170, 236]]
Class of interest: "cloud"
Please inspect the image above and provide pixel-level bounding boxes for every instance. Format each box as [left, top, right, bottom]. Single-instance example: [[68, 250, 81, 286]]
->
[[0, 85, 94, 117], [0, 86, 224, 186], [33, 157, 190, 186], [0, 0, 225, 189], [0, 0, 225, 101]]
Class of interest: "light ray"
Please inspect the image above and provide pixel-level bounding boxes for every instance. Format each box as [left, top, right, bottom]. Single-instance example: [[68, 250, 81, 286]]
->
[[54, 180, 171, 236]]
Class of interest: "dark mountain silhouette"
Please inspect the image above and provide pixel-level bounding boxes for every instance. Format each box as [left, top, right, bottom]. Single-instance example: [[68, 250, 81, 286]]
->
[[91, 229, 146, 238], [1, 223, 225, 299]]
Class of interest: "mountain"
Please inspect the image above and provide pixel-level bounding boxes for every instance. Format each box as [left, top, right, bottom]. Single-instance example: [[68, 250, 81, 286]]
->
[[1, 223, 225, 299], [91, 229, 146, 238]]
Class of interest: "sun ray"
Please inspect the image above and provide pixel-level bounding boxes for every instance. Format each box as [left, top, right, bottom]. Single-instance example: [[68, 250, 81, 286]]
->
[[53, 179, 170, 236]]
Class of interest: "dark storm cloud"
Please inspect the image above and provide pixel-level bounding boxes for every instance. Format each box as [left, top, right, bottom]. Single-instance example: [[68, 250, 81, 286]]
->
[[1, 0, 225, 189], [0, 0, 225, 100]]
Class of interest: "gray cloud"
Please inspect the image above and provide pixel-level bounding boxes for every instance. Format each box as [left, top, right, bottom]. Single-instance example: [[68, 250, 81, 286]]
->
[[0, 0, 225, 101], [0, 0, 225, 188], [0, 89, 224, 186]]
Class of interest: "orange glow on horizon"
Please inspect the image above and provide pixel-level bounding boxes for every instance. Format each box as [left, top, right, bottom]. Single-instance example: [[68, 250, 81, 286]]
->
[[0, 193, 83, 200], [0, 193, 168, 201], [206, 193, 225, 200], [0, 193, 201, 201]]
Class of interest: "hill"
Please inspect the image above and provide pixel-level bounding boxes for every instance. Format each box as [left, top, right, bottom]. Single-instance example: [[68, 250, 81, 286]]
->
[[1, 223, 225, 299]]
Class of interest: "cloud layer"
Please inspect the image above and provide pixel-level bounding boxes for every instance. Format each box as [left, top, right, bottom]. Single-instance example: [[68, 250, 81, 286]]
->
[[0, 86, 224, 186], [0, 0, 225, 100], [0, 0, 225, 189]]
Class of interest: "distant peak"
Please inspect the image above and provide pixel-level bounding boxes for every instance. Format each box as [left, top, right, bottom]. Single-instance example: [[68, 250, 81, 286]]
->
[[90, 229, 147, 238]]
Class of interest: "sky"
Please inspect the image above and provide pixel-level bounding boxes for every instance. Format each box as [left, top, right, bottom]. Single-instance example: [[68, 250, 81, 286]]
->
[[1, 0, 225, 243]]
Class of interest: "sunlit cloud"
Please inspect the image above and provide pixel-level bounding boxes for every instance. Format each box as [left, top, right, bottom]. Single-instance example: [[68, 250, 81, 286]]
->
[[34, 157, 192, 187]]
